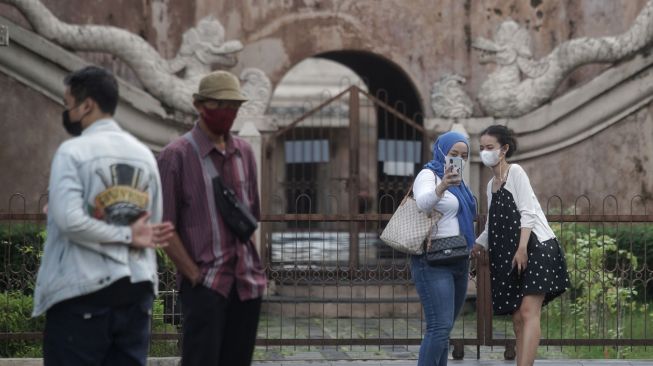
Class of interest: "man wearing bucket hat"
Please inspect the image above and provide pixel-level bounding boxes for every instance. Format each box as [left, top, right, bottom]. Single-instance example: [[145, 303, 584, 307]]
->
[[157, 70, 265, 365]]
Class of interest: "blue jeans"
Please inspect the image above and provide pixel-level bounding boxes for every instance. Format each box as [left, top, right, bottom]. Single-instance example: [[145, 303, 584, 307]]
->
[[411, 254, 469, 366]]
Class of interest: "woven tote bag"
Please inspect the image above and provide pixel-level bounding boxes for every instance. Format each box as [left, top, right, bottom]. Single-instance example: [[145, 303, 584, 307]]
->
[[380, 187, 441, 255]]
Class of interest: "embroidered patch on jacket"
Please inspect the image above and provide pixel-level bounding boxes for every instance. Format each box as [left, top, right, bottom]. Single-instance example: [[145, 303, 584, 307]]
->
[[91, 164, 150, 225]]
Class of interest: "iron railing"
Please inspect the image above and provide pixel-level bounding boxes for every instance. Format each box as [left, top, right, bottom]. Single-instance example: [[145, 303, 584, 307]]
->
[[1, 193, 652, 359]]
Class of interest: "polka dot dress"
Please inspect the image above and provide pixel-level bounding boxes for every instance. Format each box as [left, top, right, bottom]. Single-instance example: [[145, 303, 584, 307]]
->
[[488, 184, 570, 315]]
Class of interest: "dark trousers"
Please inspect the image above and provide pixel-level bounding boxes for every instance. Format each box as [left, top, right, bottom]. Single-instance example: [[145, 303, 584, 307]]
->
[[180, 280, 262, 366], [43, 292, 154, 366]]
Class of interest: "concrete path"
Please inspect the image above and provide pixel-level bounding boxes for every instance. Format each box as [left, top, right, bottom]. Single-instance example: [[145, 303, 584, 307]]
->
[[1, 358, 652, 365], [252, 361, 653, 366]]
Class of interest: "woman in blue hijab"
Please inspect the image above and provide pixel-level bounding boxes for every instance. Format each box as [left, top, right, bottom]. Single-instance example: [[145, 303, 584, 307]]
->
[[411, 131, 476, 366]]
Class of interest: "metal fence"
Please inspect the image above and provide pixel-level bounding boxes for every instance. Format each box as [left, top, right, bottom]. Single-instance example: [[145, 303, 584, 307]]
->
[[1, 86, 652, 359], [1, 193, 652, 359]]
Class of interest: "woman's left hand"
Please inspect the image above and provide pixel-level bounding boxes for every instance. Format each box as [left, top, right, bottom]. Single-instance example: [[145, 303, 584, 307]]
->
[[470, 243, 485, 259], [512, 247, 528, 274]]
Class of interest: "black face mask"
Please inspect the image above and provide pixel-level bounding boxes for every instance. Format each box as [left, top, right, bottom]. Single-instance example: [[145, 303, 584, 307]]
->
[[62, 110, 83, 136]]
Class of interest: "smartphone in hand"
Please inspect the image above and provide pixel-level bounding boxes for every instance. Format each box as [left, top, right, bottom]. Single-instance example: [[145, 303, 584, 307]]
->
[[445, 156, 464, 176]]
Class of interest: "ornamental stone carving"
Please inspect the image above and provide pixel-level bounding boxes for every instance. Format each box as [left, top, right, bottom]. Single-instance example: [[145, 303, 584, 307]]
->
[[430, 74, 474, 118], [473, 0, 653, 118], [1, 0, 272, 117]]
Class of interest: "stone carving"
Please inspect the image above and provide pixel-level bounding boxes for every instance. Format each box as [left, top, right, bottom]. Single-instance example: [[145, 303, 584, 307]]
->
[[430, 74, 474, 118], [2, 0, 272, 116], [238, 68, 273, 117], [473, 0, 653, 118]]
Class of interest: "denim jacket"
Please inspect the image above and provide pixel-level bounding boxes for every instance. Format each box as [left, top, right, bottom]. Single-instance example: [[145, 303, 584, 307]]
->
[[33, 119, 162, 316]]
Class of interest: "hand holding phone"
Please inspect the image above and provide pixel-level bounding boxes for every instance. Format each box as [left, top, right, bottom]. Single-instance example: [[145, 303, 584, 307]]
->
[[444, 157, 464, 187], [445, 156, 464, 176]]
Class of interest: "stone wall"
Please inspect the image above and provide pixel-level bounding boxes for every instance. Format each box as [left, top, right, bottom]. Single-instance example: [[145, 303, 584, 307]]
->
[[203, 0, 649, 116], [0, 72, 67, 211], [2, 0, 649, 115], [1, 0, 652, 211], [477, 103, 653, 215], [519, 104, 653, 214]]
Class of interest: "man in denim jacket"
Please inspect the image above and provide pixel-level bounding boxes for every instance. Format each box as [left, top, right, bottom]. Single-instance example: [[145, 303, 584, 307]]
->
[[32, 66, 174, 366]]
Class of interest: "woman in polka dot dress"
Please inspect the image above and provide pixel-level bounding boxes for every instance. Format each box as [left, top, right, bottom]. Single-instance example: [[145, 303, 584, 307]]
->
[[471, 125, 570, 366]]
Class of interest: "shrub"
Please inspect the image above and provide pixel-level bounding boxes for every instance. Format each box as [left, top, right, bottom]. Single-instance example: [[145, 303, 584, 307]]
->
[[0, 292, 44, 357], [550, 226, 644, 358], [604, 224, 653, 302], [0, 223, 44, 293]]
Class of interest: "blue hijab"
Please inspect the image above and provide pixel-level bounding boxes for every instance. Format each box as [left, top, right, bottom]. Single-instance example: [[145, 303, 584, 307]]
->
[[424, 131, 477, 248]]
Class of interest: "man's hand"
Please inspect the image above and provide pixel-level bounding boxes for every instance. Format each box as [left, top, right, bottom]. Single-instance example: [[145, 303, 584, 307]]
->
[[189, 271, 203, 287], [130, 212, 175, 249], [163, 232, 203, 287], [153, 221, 175, 245]]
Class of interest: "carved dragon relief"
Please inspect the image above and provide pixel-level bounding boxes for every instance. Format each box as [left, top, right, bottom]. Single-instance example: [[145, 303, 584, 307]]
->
[[1, 0, 272, 119], [471, 0, 653, 118], [430, 74, 474, 118]]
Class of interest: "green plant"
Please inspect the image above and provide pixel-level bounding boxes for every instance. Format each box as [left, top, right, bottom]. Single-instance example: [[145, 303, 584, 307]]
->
[[0, 223, 44, 294], [546, 208, 653, 303], [0, 292, 44, 357], [149, 298, 181, 356], [603, 224, 653, 302], [551, 226, 643, 358]]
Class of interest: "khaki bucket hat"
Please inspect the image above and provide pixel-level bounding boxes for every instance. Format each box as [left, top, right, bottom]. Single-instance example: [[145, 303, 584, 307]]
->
[[193, 70, 248, 101]]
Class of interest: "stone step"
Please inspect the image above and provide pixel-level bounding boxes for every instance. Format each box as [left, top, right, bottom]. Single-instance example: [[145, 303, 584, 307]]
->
[[270, 281, 478, 299], [262, 300, 423, 318], [273, 283, 419, 299]]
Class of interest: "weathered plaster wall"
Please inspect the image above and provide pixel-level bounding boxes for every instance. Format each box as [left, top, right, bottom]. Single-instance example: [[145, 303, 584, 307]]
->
[[211, 0, 648, 116], [0, 0, 195, 87], [1, 0, 652, 210], [0, 73, 67, 211], [2, 0, 649, 115], [477, 103, 653, 215]]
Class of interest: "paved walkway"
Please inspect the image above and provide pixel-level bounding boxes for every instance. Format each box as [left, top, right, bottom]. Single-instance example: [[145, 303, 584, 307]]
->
[[1, 358, 651, 365], [251, 362, 653, 366]]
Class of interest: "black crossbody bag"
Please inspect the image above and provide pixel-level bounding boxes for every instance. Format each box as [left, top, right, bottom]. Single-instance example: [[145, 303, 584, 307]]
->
[[211, 176, 258, 243], [424, 235, 469, 265]]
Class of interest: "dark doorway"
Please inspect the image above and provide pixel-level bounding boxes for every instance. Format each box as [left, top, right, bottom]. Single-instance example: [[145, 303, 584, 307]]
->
[[318, 51, 425, 214]]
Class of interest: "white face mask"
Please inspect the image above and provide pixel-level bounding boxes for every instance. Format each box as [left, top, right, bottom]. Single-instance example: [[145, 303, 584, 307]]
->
[[480, 149, 501, 167]]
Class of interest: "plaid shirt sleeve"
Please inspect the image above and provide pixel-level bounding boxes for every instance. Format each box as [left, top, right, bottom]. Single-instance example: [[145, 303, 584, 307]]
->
[[247, 147, 261, 221], [157, 147, 180, 228]]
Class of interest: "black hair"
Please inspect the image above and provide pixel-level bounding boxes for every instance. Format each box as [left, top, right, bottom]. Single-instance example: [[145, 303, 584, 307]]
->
[[64, 66, 119, 115], [480, 125, 518, 158]]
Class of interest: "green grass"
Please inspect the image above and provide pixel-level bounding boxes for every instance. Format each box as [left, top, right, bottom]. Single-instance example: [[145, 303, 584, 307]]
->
[[486, 297, 653, 359], [1, 294, 652, 359], [149, 298, 181, 356]]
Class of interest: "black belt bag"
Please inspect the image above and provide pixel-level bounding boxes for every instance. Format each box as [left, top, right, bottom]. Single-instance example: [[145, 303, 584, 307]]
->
[[424, 235, 469, 265], [183, 131, 258, 244], [212, 176, 258, 243]]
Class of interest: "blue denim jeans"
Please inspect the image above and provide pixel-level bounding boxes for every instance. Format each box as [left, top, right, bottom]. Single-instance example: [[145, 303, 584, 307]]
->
[[411, 254, 469, 366]]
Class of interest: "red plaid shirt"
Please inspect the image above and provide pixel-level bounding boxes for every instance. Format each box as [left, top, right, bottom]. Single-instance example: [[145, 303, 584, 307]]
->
[[157, 124, 266, 300]]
